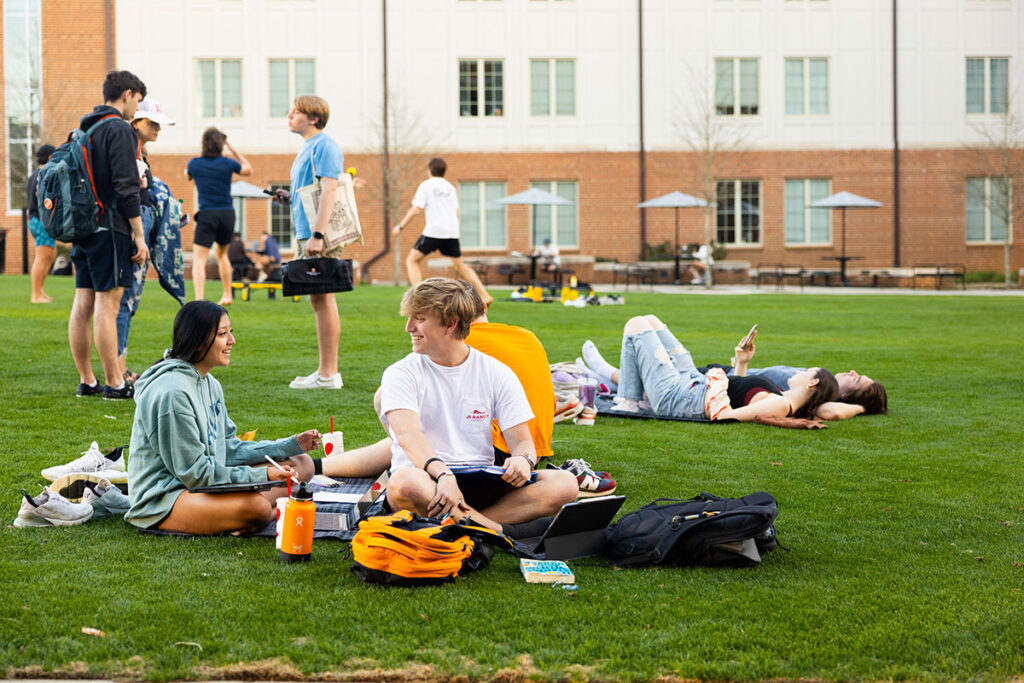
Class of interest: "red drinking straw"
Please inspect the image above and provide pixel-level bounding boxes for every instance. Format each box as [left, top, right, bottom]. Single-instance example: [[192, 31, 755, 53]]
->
[[330, 416, 334, 434]]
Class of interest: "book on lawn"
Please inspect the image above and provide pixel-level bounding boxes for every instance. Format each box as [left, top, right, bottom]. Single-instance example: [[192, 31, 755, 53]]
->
[[519, 558, 575, 584]]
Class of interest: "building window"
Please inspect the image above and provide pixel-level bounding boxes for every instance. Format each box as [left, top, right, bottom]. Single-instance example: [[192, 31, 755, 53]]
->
[[269, 182, 293, 249], [715, 58, 759, 116], [4, 0, 42, 212], [459, 181, 507, 248], [530, 180, 577, 248], [785, 58, 828, 115], [232, 196, 246, 239], [965, 177, 1010, 243], [196, 58, 243, 118], [966, 57, 1009, 114], [716, 180, 761, 245], [785, 179, 832, 244], [459, 59, 504, 117], [530, 59, 575, 116], [269, 59, 315, 117]]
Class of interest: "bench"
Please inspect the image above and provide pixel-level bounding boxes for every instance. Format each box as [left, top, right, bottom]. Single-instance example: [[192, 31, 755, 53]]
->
[[913, 264, 966, 290], [804, 269, 841, 287], [231, 281, 302, 302], [754, 264, 806, 290]]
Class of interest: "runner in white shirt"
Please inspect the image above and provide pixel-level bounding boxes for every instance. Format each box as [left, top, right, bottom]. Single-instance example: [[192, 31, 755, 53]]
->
[[393, 158, 493, 306], [380, 278, 577, 534]]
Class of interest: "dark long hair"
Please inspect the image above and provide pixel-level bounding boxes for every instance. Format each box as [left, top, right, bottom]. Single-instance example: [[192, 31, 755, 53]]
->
[[166, 301, 228, 365], [794, 368, 839, 419], [201, 127, 226, 157]]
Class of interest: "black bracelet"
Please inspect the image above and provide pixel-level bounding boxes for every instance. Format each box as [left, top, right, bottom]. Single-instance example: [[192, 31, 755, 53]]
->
[[436, 471, 454, 480], [423, 457, 443, 475]]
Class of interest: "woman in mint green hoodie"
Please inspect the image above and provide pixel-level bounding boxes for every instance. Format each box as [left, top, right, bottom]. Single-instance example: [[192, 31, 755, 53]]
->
[[126, 301, 320, 534]]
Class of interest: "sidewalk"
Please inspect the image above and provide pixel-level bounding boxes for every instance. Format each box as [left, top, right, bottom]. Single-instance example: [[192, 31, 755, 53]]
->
[[588, 283, 1024, 297]]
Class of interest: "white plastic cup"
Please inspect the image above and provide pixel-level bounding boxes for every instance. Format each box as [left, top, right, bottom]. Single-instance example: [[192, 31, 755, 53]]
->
[[322, 431, 344, 457], [274, 498, 287, 550]]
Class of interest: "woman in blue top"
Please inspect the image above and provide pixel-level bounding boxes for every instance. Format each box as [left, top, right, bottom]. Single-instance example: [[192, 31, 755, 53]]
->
[[186, 127, 252, 305], [126, 300, 319, 534]]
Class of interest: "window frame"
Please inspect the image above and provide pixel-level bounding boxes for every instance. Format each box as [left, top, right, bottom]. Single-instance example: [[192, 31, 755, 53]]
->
[[4, 0, 42, 214], [965, 176, 1012, 244], [195, 57, 244, 119], [715, 57, 760, 117], [715, 179, 762, 247], [459, 58, 504, 118], [268, 182, 293, 250], [784, 178, 833, 246], [530, 58, 576, 117], [268, 58, 315, 118], [458, 181, 508, 250], [966, 57, 1009, 115], [529, 180, 578, 249]]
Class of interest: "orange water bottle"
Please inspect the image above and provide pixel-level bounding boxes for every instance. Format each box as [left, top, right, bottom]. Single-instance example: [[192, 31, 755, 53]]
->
[[278, 482, 315, 563]]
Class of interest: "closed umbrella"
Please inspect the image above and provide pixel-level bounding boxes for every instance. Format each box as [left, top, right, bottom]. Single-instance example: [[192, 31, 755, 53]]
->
[[638, 191, 709, 283], [810, 191, 883, 286], [230, 180, 269, 198]]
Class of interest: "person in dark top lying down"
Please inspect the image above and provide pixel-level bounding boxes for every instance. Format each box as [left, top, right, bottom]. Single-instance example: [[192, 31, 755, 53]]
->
[[581, 314, 838, 423]]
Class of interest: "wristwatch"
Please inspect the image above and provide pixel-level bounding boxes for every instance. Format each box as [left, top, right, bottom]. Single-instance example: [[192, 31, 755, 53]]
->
[[312, 231, 324, 240], [515, 452, 537, 468]]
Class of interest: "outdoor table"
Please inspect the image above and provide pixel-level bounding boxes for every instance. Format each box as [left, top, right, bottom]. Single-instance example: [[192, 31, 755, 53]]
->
[[823, 255, 864, 286]]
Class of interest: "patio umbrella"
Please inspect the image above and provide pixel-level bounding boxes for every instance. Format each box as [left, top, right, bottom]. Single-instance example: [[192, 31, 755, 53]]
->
[[494, 188, 576, 281], [230, 180, 269, 198], [810, 191, 883, 285], [637, 191, 709, 283]]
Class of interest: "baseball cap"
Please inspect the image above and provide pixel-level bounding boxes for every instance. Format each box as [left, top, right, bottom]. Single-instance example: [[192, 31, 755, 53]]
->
[[133, 98, 175, 125]]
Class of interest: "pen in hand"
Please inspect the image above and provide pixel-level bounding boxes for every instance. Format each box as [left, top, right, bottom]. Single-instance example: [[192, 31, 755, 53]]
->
[[264, 455, 299, 483]]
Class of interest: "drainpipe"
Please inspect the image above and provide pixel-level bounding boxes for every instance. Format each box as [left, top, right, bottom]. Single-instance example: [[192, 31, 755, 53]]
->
[[892, 0, 900, 266], [362, 0, 392, 281], [638, 0, 646, 260]]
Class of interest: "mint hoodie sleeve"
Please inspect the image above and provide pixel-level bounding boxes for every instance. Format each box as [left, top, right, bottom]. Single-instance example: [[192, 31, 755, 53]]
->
[[223, 408, 304, 466]]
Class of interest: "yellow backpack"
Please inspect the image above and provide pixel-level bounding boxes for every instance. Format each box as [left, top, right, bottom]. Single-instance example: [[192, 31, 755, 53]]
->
[[351, 511, 512, 585]]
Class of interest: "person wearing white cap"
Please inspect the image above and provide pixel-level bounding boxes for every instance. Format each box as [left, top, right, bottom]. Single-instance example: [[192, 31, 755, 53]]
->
[[115, 98, 176, 384]]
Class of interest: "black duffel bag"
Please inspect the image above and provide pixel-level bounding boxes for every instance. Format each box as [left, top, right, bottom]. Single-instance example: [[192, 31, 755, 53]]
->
[[604, 492, 779, 568], [282, 258, 354, 296]]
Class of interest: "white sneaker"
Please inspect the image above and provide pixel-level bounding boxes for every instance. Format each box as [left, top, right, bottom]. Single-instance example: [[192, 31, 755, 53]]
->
[[13, 487, 94, 527], [41, 442, 127, 482], [81, 479, 130, 519], [289, 371, 343, 389]]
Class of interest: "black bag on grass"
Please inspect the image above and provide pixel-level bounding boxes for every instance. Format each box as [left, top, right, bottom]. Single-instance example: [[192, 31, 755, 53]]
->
[[604, 492, 778, 568], [281, 258, 353, 296]]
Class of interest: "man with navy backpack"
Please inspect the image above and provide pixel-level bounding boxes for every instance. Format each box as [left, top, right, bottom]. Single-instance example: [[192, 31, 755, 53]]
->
[[69, 70, 151, 400]]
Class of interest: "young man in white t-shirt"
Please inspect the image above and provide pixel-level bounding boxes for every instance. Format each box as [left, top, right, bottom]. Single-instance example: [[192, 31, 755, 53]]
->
[[379, 278, 577, 534], [393, 158, 493, 305]]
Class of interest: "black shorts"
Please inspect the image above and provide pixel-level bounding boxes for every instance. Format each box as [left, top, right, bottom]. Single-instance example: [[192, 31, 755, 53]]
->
[[193, 209, 236, 248], [71, 230, 133, 291], [413, 235, 461, 258], [454, 471, 517, 511]]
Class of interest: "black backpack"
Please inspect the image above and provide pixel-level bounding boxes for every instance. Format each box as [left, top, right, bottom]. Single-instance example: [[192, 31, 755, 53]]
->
[[604, 492, 779, 568]]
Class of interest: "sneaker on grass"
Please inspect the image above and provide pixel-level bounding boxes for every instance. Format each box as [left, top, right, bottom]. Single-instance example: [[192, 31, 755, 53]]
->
[[103, 383, 134, 400], [554, 396, 584, 423], [50, 472, 116, 501], [76, 382, 103, 397], [80, 479, 130, 519], [41, 442, 127, 482], [13, 487, 94, 528], [289, 371, 343, 389], [553, 458, 617, 498]]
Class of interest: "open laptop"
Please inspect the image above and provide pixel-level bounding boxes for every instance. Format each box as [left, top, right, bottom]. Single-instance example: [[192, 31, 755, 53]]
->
[[517, 495, 626, 560]]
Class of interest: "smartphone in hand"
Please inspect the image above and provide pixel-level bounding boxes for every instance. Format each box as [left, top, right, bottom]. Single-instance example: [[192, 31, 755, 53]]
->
[[739, 324, 758, 349]]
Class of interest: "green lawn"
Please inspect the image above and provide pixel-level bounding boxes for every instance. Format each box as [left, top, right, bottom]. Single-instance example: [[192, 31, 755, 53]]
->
[[1, 275, 1022, 682]]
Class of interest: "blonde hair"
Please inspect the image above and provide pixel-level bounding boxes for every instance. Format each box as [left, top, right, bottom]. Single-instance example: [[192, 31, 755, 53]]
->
[[399, 278, 483, 341], [292, 95, 330, 129]]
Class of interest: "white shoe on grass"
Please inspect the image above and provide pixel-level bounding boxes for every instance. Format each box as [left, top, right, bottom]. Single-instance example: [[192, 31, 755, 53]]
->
[[81, 479, 130, 519], [13, 487, 93, 528], [41, 442, 126, 482], [289, 371, 343, 389]]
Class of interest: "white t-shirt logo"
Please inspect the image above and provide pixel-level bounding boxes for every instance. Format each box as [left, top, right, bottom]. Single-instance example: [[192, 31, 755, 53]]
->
[[466, 408, 490, 422]]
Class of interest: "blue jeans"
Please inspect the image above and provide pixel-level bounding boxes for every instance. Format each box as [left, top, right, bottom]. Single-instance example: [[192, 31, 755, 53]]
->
[[617, 327, 708, 419]]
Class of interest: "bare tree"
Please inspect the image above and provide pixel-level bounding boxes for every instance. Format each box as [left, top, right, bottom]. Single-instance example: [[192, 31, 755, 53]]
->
[[671, 61, 747, 288], [365, 90, 438, 284], [967, 105, 1024, 288]]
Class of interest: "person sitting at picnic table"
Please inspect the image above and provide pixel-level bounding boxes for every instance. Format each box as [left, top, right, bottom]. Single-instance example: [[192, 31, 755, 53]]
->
[[227, 233, 255, 280], [377, 278, 577, 535], [125, 300, 317, 535], [532, 238, 561, 272], [580, 315, 838, 424], [254, 231, 281, 281]]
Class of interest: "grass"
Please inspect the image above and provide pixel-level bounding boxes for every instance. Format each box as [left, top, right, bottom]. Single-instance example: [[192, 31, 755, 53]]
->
[[1, 274, 1023, 682]]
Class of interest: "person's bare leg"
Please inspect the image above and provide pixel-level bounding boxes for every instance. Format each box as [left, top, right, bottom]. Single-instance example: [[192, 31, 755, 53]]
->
[[94, 288, 125, 388], [69, 288, 97, 385], [31, 245, 56, 303], [192, 244, 211, 300], [452, 257, 493, 305], [405, 248, 426, 286], [214, 243, 233, 304], [321, 437, 392, 478], [309, 292, 340, 378], [158, 491, 275, 535]]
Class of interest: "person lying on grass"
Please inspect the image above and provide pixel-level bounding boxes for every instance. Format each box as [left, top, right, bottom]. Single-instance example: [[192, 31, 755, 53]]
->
[[125, 300, 317, 535], [373, 278, 577, 536], [582, 314, 838, 424]]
